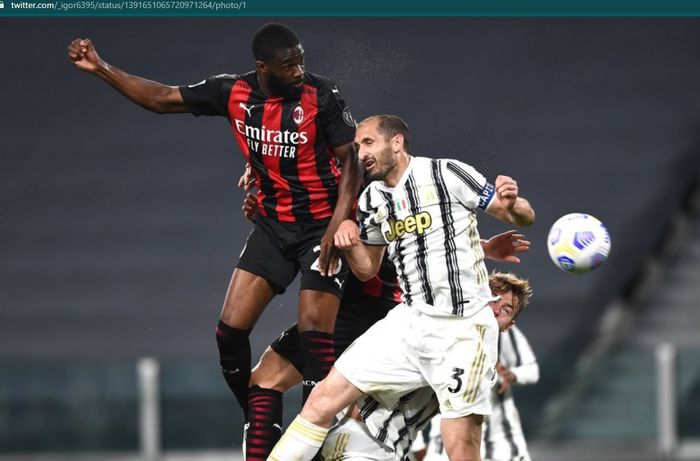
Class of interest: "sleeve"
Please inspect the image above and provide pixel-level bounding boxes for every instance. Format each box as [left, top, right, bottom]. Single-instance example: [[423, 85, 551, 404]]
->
[[317, 78, 356, 149], [357, 188, 387, 245], [507, 327, 539, 385], [178, 74, 233, 117], [409, 429, 426, 453], [442, 159, 495, 211]]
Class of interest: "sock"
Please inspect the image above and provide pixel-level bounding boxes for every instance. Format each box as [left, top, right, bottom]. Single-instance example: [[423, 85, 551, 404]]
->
[[245, 386, 283, 461], [267, 415, 329, 461], [299, 331, 336, 403], [216, 320, 252, 420]]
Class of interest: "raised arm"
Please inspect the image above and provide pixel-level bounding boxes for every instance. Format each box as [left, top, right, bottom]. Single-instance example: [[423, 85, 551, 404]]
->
[[67, 38, 188, 114], [317, 142, 363, 276], [485, 175, 535, 226]]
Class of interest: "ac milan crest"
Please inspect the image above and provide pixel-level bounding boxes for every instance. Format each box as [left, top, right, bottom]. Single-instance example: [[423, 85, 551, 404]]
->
[[293, 105, 305, 124]]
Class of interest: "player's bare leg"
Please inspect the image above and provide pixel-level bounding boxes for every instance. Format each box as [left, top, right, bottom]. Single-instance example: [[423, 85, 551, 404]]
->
[[216, 268, 277, 420], [251, 347, 303, 392], [441, 414, 484, 461], [220, 268, 277, 328], [297, 289, 341, 401], [268, 367, 363, 461]]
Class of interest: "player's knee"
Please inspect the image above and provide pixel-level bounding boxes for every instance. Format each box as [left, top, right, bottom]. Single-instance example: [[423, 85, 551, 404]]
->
[[250, 369, 289, 393], [298, 314, 335, 333], [445, 444, 481, 461], [299, 381, 337, 426], [215, 320, 251, 368], [298, 291, 340, 332], [250, 348, 301, 393]]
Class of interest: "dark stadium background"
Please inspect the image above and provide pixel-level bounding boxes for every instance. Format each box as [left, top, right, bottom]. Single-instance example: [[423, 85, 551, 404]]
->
[[1, 18, 700, 457]]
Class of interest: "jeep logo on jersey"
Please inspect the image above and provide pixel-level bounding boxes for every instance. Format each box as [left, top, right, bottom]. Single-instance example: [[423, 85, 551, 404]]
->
[[384, 212, 432, 242], [293, 105, 304, 124]]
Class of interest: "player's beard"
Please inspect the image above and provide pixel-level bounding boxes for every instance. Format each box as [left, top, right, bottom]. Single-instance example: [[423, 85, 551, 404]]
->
[[268, 71, 302, 99], [367, 148, 398, 181]]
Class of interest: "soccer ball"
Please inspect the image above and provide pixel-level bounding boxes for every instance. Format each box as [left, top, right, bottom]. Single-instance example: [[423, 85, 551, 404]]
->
[[547, 213, 611, 273]]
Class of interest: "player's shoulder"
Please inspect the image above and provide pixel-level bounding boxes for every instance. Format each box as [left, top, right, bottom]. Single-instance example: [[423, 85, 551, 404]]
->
[[188, 72, 249, 91], [303, 71, 339, 90], [437, 157, 486, 181], [216, 71, 255, 87], [205, 72, 246, 82], [410, 156, 467, 171], [358, 182, 385, 212], [434, 157, 473, 171], [304, 72, 349, 104], [411, 156, 436, 169]]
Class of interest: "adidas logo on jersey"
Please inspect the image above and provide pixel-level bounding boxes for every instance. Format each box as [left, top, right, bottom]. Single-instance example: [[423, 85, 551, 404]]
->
[[384, 212, 432, 242]]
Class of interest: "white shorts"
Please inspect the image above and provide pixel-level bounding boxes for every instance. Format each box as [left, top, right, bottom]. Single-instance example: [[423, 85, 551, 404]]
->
[[322, 416, 395, 461], [335, 303, 498, 418]]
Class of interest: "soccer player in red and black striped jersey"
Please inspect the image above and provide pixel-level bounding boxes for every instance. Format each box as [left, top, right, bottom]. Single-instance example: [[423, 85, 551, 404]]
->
[[238, 179, 400, 460], [67, 23, 362, 434]]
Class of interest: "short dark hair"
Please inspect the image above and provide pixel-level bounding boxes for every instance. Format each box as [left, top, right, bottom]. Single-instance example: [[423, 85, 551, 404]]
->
[[252, 23, 301, 62], [362, 115, 411, 154]]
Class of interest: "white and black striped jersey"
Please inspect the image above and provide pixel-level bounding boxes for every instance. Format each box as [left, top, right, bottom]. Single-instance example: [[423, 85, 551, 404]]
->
[[358, 157, 497, 317], [421, 326, 539, 461], [359, 387, 439, 460], [483, 325, 539, 461]]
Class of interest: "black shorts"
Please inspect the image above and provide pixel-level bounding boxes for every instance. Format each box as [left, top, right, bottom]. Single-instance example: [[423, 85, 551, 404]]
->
[[237, 215, 349, 299], [270, 294, 396, 374], [333, 295, 395, 358]]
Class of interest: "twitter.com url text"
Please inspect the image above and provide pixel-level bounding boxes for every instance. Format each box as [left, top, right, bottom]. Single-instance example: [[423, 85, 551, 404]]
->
[[4, 0, 247, 11]]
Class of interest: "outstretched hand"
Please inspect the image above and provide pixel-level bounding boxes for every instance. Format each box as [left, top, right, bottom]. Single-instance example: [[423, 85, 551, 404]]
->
[[67, 38, 104, 73], [483, 230, 531, 263]]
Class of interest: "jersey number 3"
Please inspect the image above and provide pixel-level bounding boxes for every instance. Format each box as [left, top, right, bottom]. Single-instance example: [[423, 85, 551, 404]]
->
[[448, 367, 465, 394]]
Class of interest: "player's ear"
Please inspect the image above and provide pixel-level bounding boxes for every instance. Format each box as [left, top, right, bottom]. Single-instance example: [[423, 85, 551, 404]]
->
[[256, 60, 268, 75], [391, 133, 404, 153]]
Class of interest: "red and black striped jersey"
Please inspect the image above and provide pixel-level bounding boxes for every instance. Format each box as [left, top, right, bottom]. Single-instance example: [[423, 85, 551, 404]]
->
[[179, 71, 356, 223], [346, 254, 402, 304]]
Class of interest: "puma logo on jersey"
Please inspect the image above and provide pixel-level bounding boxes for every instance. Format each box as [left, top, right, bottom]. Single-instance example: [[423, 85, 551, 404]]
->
[[331, 86, 340, 94], [384, 212, 432, 242], [239, 102, 255, 117]]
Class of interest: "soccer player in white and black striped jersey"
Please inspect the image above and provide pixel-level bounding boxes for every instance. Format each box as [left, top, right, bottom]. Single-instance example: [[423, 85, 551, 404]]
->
[[420, 273, 537, 461], [268, 114, 534, 461], [326, 271, 534, 461], [483, 328, 539, 461]]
